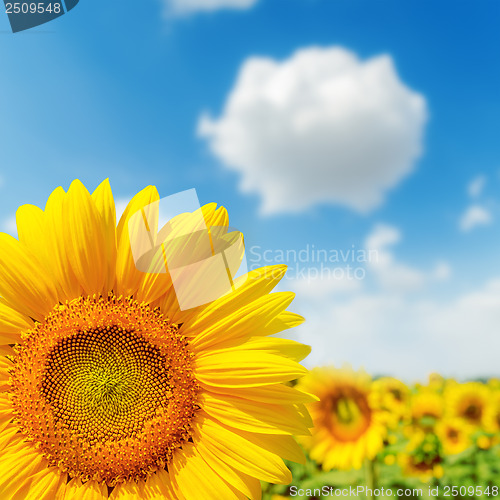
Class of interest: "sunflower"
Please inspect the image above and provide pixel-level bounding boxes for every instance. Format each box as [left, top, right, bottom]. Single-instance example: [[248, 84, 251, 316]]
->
[[488, 378, 500, 391], [297, 366, 386, 471], [483, 391, 500, 434], [371, 377, 409, 426], [397, 453, 444, 481], [435, 418, 473, 455], [409, 390, 443, 429], [0, 179, 314, 499], [398, 430, 443, 481], [428, 373, 446, 392], [444, 382, 490, 428], [476, 435, 493, 450]]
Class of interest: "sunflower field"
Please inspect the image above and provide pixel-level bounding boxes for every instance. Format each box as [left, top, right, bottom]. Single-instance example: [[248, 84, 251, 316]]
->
[[262, 367, 500, 500]]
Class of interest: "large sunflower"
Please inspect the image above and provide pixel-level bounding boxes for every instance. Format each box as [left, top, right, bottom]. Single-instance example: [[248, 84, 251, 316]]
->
[[297, 366, 386, 471], [0, 180, 314, 499]]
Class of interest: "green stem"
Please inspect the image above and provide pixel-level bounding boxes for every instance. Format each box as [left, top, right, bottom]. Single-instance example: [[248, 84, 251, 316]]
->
[[364, 458, 377, 499]]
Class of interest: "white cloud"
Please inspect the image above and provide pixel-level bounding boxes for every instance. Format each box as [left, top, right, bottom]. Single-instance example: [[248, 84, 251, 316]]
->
[[283, 224, 490, 381], [2, 215, 17, 237], [459, 205, 492, 232], [115, 197, 129, 222], [467, 175, 486, 198], [364, 224, 450, 293], [165, 0, 257, 15], [199, 46, 427, 215], [291, 274, 362, 299], [291, 279, 500, 381]]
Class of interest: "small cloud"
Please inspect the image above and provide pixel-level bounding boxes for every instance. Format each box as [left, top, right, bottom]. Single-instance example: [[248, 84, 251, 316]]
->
[[291, 274, 362, 299], [365, 224, 450, 293], [165, 0, 257, 16], [115, 197, 129, 222], [467, 175, 486, 198], [2, 215, 17, 237], [364, 224, 400, 263], [459, 205, 492, 232], [199, 46, 428, 215], [294, 277, 500, 380], [432, 261, 452, 281]]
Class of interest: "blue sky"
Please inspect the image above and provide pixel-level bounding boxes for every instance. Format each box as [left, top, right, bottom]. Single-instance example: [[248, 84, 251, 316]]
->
[[1, 0, 500, 380]]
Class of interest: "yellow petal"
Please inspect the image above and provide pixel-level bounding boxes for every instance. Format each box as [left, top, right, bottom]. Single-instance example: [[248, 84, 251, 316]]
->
[[42, 187, 81, 301], [195, 416, 292, 484], [108, 480, 141, 499], [0, 356, 13, 392], [92, 179, 117, 293], [259, 311, 305, 336], [235, 430, 306, 465], [195, 350, 307, 388], [169, 443, 237, 500], [136, 272, 174, 307], [199, 336, 311, 362], [0, 345, 13, 358], [15, 204, 46, 260], [63, 478, 108, 500], [0, 440, 47, 498], [195, 439, 262, 500], [0, 234, 58, 320], [0, 425, 18, 453], [12, 467, 66, 500], [0, 394, 13, 434], [176, 265, 288, 329], [0, 299, 33, 345], [109, 471, 176, 500], [63, 180, 107, 295], [144, 469, 176, 500], [190, 292, 296, 352], [205, 205, 229, 228], [116, 186, 159, 296], [201, 392, 311, 436], [204, 383, 318, 405]]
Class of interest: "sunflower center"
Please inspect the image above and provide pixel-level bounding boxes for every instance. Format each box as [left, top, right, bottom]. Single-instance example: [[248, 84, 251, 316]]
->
[[10, 295, 199, 485], [323, 388, 372, 442], [463, 402, 482, 423], [390, 389, 403, 402], [335, 397, 361, 424]]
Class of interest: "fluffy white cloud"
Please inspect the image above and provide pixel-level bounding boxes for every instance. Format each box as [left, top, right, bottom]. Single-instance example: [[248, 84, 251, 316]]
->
[[166, 0, 257, 15], [459, 205, 492, 231], [290, 279, 500, 381], [199, 46, 427, 215], [467, 175, 486, 198], [365, 224, 450, 293], [281, 224, 494, 381], [291, 273, 362, 299]]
